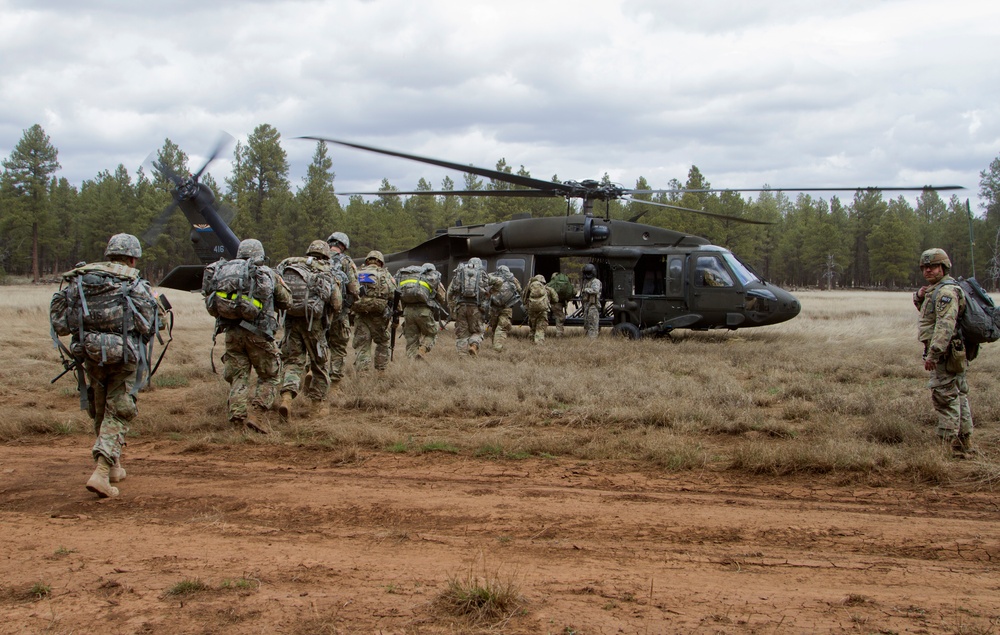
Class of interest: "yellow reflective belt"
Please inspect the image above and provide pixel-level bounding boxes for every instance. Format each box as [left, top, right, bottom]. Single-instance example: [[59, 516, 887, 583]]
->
[[216, 291, 263, 309], [400, 279, 433, 292]]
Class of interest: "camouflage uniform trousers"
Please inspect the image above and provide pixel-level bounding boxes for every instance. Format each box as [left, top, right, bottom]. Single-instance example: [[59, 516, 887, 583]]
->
[[402, 305, 438, 358], [929, 365, 973, 439], [281, 316, 331, 401], [223, 327, 282, 421], [489, 306, 513, 351], [526, 309, 550, 343], [327, 313, 351, 383], [583, 303, 600, 338], [452, 303, 484, 354], [352, 312, 391, 371], [86, 359, 137, 464], [551, 302, 567, 336]]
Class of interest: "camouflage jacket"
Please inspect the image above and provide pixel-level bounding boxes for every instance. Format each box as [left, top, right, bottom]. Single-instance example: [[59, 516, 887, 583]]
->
[[581, 278, 602, 307], [914, 276, 965, 361]]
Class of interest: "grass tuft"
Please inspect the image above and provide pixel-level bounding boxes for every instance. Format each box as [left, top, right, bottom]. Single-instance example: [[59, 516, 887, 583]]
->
[[438, 559, 524, 626]]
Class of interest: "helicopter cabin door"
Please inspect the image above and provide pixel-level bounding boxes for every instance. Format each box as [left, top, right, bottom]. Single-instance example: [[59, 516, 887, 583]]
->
[[689, 254, 745, 326], [635, 254, 684, 326]]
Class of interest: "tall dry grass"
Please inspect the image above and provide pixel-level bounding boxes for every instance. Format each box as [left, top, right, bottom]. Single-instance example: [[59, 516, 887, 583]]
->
[[4, 285, 998, 484]]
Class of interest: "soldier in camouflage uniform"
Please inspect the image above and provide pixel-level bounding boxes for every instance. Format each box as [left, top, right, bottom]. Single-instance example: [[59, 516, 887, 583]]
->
[[352, 250, 397, 372], [914, 248, 975, 457], [487, 265, 522, 351], [522, 274, 558, 343], [209, 239, 292, 432], [400, 263, 448, 359], [277, 240, 342, 419], [581, 263, 602, 338], [326, 232, 359, 386], [447, 257, 489, 356], [51, 233, 163, 498]]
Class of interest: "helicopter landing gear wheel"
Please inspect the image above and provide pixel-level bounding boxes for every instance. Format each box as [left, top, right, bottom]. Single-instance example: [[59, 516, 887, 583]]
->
[[611, 322, 641, 340]]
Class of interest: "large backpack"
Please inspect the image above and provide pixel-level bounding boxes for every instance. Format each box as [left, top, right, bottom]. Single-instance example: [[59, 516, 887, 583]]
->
[[353, 265, 392, 314], [936, 278, 1000, 360], [526, 279, 550, 312], [203, 258, 273, 322], [456, 263, 484, 304], [398, 265, 434, 305], [277, 257, 336, 319], [490, 273, 520, 308], [547, 272, 575, 304]]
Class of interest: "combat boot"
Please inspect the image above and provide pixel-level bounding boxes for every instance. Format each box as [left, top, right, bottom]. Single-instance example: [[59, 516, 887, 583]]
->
[[953, 434, 977, 459], [310, 398, 330, 418], [109, 457, 126, 483], [468, 342, 479, 357], [278, 391, 294, 420], [86, 456, 119, 498]]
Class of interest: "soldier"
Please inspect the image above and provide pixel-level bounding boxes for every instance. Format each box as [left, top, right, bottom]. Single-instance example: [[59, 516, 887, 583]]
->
[[326, 232, 359, 386], [447, 257, 489, 356], [50, 233, 163, 498], [581, 263, 602, 338], [351, 250, 397, 372], [487, 265, 522, 351], [914, 248, 975, 457], [203, 238, 291, 432], [546, 272, 575, 337], [399, 263, 448, 359], [522, 273, 558, 343], [276, 240, 342, 419]]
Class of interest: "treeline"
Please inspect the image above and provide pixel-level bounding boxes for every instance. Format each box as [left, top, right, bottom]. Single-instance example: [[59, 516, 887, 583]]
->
[[3, 123, 1000, 289]]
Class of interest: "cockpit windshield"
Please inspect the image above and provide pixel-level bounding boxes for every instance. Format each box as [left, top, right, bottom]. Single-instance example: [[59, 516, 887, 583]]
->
[[722, 252, 760, 286]]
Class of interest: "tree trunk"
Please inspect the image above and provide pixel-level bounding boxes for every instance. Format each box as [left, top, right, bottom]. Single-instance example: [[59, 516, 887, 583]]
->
[[32, 221, 39, 284]]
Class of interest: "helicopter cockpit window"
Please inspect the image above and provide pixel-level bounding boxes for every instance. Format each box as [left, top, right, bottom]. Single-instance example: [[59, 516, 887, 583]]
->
[[666, 255, 684, 296], [694, 256, 734, 288], [721, 252, 760, 286], [497, 257, 527, 279]]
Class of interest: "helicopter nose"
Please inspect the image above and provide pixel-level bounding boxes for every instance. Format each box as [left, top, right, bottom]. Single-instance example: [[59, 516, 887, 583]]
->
[[772, 288, 801, 324]]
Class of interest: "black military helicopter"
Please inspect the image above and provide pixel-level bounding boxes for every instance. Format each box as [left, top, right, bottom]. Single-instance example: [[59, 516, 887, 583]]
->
[[297, 136, 963, 337]]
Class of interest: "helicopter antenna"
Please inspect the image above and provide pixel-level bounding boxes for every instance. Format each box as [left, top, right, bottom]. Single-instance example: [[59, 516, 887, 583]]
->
[[966, 199, 976, 278]]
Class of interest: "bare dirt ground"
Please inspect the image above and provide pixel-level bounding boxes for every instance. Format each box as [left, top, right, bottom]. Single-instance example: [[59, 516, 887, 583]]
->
[[2, 411, 1000, 635]]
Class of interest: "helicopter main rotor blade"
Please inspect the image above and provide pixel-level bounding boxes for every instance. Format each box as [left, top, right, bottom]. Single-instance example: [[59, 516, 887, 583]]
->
[[629, 185, 965, 195], [299, 136, 571, 194], [141, 201, 180, 246], [192, 132, 235, 181], [622, 197, 774, 225], [339, 189, 559, 198]]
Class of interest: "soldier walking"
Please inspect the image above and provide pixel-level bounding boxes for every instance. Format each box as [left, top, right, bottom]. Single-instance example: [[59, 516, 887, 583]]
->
[[581, 263, 602, 338]]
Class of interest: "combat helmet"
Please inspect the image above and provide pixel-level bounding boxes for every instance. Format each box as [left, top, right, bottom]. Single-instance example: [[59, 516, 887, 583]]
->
[[307, 240, 331, 259], [497, 265, 511, 275], [327, 231, 350, 250], [237, 238, 266, 264], [105, 233, 142, 259], [365, 250, 385, 266], [582, 263, 597, 279], [919, 248, 951, 271]]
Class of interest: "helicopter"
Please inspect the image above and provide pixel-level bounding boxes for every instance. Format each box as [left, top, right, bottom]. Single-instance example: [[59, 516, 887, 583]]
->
[[297, 136, 964, 337]]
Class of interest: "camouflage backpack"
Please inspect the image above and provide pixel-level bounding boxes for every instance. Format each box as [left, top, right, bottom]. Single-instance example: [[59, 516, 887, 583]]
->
[[490, 273, 520, 308], [277, 257, 337, 319], [526, 279, 550, 312], [202, 257, 274, 322], [456, 262, 484, 304], [398, 265, 435, 305], [547, 272, 575, 304], [50, 263, 158, 366], [353, 264, 393, 314]]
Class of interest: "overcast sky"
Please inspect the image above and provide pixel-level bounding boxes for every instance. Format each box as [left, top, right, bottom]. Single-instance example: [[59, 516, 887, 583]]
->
[[2, 0, 998, 213]]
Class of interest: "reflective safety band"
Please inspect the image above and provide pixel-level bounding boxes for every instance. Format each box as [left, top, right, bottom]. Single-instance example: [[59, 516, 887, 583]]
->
[[215, 290, 263, 309], [400, 279, 433, 292]]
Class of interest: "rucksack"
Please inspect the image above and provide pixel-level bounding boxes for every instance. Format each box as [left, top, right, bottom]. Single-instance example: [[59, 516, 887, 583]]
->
[[935, 277, 1000, 361], [353, 265, 392, 314], [203, 258, 274, 322], [456, 263, 484, 304], [526, 280, 550, 312], [398, 265, 434, 305], [547, 273, 575, 304], [277, 257, 336, 319], [490, 273, 520, 308]]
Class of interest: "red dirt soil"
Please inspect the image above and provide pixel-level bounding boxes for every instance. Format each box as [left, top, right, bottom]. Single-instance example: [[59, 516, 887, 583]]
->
[[2, 427, 999, 635]]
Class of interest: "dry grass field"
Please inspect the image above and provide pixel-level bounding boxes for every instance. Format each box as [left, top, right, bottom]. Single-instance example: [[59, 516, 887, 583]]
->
[[1, 285, 999, 634]]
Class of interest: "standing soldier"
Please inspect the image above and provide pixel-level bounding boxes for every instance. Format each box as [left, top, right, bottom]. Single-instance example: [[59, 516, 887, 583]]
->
[[486, 265, 522, 351], [914, 248, 975, 457], [276, 240, 342, 419], [351, 250, 397, 372], [522, 273, 558, 343], [547, 272, 575, 337], [398, 263, 448, 359], [326, 232, 359, 387], [202, 238, 291, 432], [50, 233, 163, 498], [447, 257, 489, 356], [581, 263, 602, 338]]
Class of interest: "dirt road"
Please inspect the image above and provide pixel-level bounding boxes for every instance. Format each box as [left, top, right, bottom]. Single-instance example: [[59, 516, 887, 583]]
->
[[2, 436, 999, 634]]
